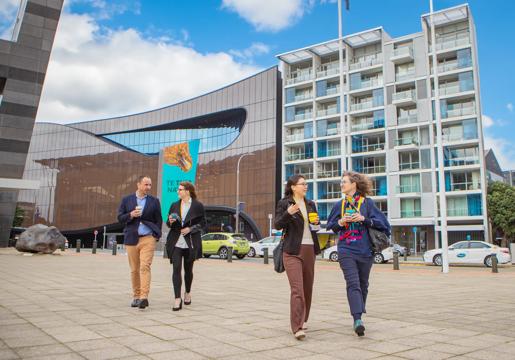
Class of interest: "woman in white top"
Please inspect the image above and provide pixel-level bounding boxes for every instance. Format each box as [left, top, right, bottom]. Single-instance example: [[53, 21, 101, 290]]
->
[[165, 182, 206, 311]]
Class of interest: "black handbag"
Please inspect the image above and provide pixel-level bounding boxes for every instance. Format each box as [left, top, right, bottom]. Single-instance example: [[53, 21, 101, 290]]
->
[[273, 237, 285, 273], [368, 227, 390, 252]]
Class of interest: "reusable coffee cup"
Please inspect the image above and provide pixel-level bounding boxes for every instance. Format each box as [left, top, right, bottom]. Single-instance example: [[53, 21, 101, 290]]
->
[[308, 212, 318, 224]]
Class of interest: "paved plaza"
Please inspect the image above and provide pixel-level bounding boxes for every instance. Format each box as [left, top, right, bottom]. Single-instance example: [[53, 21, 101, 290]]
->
[[1, 248, 515, 360]]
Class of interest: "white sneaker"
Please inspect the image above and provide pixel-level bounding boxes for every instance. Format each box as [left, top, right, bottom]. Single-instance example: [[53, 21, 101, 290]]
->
[[294, 330, 306, 340]]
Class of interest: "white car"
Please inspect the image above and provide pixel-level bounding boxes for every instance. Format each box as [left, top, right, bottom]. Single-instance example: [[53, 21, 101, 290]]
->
[[248, 235, 281, 257], [322, 245, 394, 264], [423, 241, 511, 267]]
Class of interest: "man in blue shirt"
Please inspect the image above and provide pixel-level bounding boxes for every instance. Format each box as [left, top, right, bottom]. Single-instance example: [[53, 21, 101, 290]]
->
[[118, 176, 162, 309]]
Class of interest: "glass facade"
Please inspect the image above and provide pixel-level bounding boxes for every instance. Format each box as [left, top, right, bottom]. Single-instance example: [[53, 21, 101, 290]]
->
[[18, 67, 281, 241]]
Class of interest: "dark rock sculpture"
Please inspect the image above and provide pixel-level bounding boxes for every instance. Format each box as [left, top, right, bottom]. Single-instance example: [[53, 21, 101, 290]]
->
[[15, 224, 66, 254]]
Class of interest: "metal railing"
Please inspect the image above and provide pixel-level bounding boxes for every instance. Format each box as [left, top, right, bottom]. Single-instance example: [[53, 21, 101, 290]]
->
[[360, 165, 386, 174], [397, 114, 418, 125], [353, 78, 382, 91], [318, 169, 340, 179], [401, 209, 422, 218], [285, 133, 307, 142], [449, 181, 481, 191], [399, 161, 420, 170], [392, 46, 413, 58], [286, 69, 314, 85], [325, 127, 340, 136], [286, 153, 311, 161], [353, 143, 385, 153], [445, 106, 475, 118], [317, 107, 339, 118], [293, 92, 313, 102], [395, 71, 415, 82], [445, 156, 480, 166], [395, 136, 419, 146], [350, 100, 374, 112], [392, 89, 416, 102], [293, 112, 313, 121], [447, 207, 469, 216], [325, 86, 340, 96], [396, 184, 421, 193], [316, 62, 340, 78], [435, 35, 470, 51], [349, 53, 382, 71]]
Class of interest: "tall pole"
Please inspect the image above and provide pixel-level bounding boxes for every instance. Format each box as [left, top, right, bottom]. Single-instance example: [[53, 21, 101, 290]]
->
[[235, 153, 254, 233], [430, 0, 449, 273], [337, 0, 346, 169]]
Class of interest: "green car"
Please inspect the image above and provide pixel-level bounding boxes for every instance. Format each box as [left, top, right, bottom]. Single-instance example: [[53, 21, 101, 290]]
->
[[201, 233, 250, 259]]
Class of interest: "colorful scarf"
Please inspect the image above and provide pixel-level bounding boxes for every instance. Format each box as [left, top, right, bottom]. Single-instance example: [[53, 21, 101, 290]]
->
[[339, 194, 365, 245]]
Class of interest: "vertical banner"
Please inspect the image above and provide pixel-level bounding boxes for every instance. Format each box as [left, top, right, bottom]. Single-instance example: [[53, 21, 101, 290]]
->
[[159, 139, 200, 220]]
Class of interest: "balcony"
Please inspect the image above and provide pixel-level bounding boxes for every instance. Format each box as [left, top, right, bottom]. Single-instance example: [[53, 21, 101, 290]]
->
[[318, 169, 340, 179], [396, 184, 421, 193], [353, 143, 385, 153], [449, 181, 481, 191], [325, 86, 340, 96], [395, 136, 419, 146], [352, 78, 382, 91], [395, 71, 415, 83], [351, 117, 384, 132], [293, 112, 313, 121], [399, 161, 420, 170], [392, 89, 416, 105], [293, 92, 313, 102], [401, 209, 422, 218], [285, 133, 308, 143], [444, 106, 475, 119], [286, 153, 311, 162], [442, 133, 465, 142], [447, 207, 469, 217], [325, 126, 340, 136], [445, 156, 480, 167], [398, 114, 418, 125], [317, 107, 339, 118], [316, 62, 340, 78], [350, 100, 374, 112], [286, 69, 314, 86], [391, 46, 414, 64], [432, 59, 471, 74], [361, 165, 386, 174], [435, 35, 470, 52], [324, 191, 341, 200], [325, 148, 341, 157], [349, 53, 382, 71]]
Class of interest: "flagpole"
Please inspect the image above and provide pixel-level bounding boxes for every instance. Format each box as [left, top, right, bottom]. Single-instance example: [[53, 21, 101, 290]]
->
[[338, 0, 345, 171], [429, 0, 449, 273]]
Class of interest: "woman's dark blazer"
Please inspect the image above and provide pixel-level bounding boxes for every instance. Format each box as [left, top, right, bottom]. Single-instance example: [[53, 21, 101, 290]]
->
[[274, 196, 321, 256], [165, 199, 206, 263]]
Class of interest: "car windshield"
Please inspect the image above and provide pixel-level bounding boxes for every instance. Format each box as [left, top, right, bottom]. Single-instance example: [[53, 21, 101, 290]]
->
[[232, 235, 248, 241]]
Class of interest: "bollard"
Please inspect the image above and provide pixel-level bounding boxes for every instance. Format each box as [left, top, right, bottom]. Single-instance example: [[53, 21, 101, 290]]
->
[[263, 248, 269, 264], [491, 254, 498, 273], [163, 244, 168, 259], [92, 240, 97, 254], [227, 247, 233, 262], [403, 251, 408, 262], [76, 239, 81, 253], [393, 251, 399, 270], [112, 241, 117, 255]]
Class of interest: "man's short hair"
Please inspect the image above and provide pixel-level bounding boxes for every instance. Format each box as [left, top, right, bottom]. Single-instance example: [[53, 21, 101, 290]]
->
[[137, 175, 151, 183]]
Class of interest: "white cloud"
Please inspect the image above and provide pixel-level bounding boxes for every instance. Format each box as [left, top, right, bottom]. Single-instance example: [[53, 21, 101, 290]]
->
[[222, 0, 315, 32], [507, 103, 513, 112], [482, 114, 494, 128], [484, 135, 515, 170], [229, 42, 270, 61], [0, 0, 20, 40], [37, 12, 263, 123]]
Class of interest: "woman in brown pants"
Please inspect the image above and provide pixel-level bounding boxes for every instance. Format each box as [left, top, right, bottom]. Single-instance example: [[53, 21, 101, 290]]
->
[[274, 174, 321, 340]]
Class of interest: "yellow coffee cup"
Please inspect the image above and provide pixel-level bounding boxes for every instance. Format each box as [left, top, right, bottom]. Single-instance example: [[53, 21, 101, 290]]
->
[[308, 212, 318, 224]]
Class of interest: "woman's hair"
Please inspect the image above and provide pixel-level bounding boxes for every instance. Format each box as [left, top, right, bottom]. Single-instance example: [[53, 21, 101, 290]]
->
[[180, 181, 197, 200], [284, 174, 305, 197], [341, 171, 372, 197]]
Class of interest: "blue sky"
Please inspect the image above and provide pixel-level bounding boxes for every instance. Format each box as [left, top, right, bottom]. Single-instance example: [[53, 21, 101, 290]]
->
[[1, 0, 513, 168]]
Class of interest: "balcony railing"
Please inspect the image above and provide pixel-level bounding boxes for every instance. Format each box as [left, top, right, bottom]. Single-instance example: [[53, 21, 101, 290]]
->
[[398, 114, 418, 125], [318, 169, 340, 179], [285, 133, 308, 142], [392, 89, 416, 102], [353, 143, 385, 153], [351, 117, 385, 132], [395, 71, 415, 82], [396, 184, 421, 193], [445, 156, 480, 167], [399, 161, 420, 170], [353, 78, 382, 90], [445, 106, 475, 118], [325, 127, 340, 136], [325, 86, 341, 96], [395, 136, 419, 146], [435, 35, 470, 51], [286, 153, 311, 161], [401, 209, 422, 218], [349, 53, 382, 71], [286, 69, 314, 85], [392, 46, 413, 58], [316, 62, 340, 78], [293, 92, 313, 102], [450, 181, 481, 191], [350, 100, 373, 112], [293, 112, 313, 121], [326, 148, 341, 157], [324, 191, 342, 199], [317, 107, 339, 118], [447, 207, 469, 216], [360, 165, 386, 174]]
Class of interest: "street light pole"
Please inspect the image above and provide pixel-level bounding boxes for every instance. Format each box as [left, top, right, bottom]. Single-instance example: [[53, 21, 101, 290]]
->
[[235, 153, 254, 233]]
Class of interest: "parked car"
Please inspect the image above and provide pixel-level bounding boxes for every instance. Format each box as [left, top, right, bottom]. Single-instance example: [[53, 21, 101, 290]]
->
[[248, 235, 281, 257], [201, 233, 250, 259], [392, 243, 409, 256], [322, 245, 394, 264], [423, 241, 511, 267]]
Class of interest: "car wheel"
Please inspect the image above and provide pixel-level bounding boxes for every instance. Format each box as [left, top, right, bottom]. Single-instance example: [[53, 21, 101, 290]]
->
[[218, 247, 228, 259], [236, 254, 245, 259], [373, 253, 384, 264], [247, 247, 256, 257], [329, 251, 338, 262], [484, 255, 493, 268], [433, 254, 442, 266], [203, 254, 211, 258]]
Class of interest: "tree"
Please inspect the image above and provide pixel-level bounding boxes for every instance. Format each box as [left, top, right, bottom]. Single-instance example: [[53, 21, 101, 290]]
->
[[487, 181, 515, 246], [12, 206, 25, 228]]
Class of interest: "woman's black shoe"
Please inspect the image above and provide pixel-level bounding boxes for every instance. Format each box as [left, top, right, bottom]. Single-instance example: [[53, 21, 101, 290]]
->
[[138, 299, 149, 309], [172, 299, 183, 311], [184, 296, 191, 305], [130, 299, 141, 308]]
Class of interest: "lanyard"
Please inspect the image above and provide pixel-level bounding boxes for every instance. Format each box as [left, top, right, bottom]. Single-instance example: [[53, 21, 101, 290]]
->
[[341, 195, 364, 218]]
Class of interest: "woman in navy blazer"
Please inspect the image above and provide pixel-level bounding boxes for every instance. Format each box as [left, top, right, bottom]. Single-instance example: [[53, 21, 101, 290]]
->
[[326, 171, 390, 337], [165, 181, 206, 311]]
